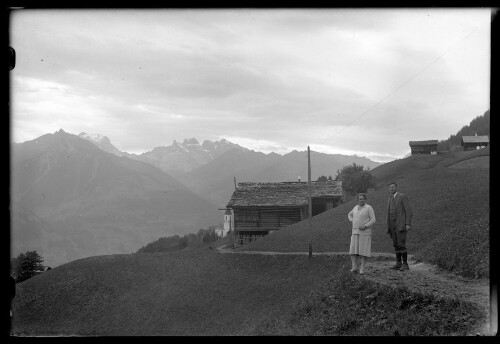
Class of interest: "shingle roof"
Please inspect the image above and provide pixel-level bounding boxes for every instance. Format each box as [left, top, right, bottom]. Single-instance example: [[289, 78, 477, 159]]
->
[[409, 140, 438, 146], [461, 135, 489, 144], [226, 181, 343, 207]]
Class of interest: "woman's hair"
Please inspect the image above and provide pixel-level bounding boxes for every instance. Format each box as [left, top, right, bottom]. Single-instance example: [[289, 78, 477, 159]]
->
[[358, 193, 367, 200]]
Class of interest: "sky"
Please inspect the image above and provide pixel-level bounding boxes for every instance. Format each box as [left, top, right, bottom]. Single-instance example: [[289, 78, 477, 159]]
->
[[10, 9, 491, 163]]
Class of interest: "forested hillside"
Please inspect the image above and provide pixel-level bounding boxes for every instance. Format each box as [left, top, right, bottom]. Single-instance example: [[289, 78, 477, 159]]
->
[[437, 110, 490, 151]]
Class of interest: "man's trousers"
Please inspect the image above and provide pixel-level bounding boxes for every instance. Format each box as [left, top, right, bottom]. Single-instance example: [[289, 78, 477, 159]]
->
[[389, 219, 407, 254]]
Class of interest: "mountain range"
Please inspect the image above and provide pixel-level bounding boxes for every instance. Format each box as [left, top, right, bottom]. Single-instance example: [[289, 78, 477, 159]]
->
[[78, 132, 247, 173], [79, 132, 381, 206], [11, 130, 222, 267], [12, 130, 381, 267]]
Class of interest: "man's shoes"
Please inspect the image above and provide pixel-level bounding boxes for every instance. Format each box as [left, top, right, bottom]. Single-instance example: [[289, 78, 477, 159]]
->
[[400, 263, 409, 271], [390, 263, 402, 270]]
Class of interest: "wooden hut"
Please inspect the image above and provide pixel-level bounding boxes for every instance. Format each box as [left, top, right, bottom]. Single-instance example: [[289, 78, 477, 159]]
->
[[461, 135, 489, 151], [409, 140, 438, 155], [226, 181, 342, 245]]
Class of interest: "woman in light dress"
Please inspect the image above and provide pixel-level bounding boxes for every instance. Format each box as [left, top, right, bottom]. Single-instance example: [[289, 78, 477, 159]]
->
[[348, 193, 376, 274]]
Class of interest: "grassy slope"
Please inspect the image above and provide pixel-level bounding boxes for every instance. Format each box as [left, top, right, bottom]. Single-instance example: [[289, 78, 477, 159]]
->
[[12, 250, 346, 336], [12, 249, 486, 336], [241, 150, 489, 278], [255, 270, 484, 336]]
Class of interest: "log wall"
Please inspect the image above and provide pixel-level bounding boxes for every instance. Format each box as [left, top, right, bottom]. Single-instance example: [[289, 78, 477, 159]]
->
[[233, 207, 303, 231]]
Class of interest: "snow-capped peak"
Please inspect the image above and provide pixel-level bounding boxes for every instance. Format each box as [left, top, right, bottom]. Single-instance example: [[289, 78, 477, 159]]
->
[[79, 132, 109, 144], [172, 139, 189, 152], [183, 138, 200, 145]]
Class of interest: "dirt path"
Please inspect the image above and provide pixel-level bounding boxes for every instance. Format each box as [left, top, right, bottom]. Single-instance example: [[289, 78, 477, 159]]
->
[[361, 257, 491, 336], [217, 246, 492, 335]]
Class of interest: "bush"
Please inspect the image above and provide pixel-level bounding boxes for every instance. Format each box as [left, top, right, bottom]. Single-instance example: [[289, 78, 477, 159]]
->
[[137, 225, 220, 253], [11, 250, 45, 283]]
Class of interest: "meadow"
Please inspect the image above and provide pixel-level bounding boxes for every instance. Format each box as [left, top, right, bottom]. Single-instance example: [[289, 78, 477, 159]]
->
[[11, 248, 486, 336], [12, 250, 345, 335]]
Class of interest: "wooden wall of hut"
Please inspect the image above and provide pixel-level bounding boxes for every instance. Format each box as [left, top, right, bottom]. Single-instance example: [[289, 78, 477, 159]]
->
[[410, 145, 438, 154], [233, 207, 303, 231], [311, 197, 339, 216], [463, 143, 488, 151]]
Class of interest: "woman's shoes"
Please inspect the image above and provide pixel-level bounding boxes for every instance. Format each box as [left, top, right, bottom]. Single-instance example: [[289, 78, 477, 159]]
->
[[350, 267, 365, 275]]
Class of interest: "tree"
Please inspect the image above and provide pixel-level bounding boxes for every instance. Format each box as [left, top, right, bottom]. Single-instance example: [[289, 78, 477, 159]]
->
[[178, 236, 189, 249], [136, 224, 220, 253], [198, 225, 218, 244], [137, 235, 182, 253], [11, 251, 45, 283], [335, 163, 375, 196]]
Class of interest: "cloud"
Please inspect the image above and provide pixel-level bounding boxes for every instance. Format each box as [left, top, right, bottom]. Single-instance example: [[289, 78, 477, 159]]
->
[[220, 136, 292, 154], [311, 143, 402, 163], [10, 9, 490, 162], [11, 76, 113, 142]]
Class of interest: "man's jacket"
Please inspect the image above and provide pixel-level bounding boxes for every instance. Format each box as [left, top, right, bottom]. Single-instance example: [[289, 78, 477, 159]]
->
[[386, 193, 412, 233]]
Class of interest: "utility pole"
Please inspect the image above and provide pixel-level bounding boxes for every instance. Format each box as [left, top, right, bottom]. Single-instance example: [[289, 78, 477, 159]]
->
[[229, 209, 235, 248], [233, 176, 237, 246], [308, 146, 312, 258]]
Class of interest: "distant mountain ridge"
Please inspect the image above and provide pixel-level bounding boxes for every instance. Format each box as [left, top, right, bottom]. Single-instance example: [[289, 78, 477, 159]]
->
[[136, 138, 247, 173], [11, 130, 221, 267], [79, 133, 248, 173], [78, 132, 382, 207], [172, 148, 382, 207], [78, 132, 127, 157]]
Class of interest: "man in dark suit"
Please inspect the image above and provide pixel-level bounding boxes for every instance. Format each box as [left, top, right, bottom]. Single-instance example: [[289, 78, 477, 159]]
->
[[386, 182, 413, 270]]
